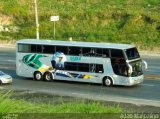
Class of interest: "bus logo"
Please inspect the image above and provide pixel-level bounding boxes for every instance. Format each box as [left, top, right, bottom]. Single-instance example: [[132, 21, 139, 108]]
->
[[70, 56, 81, 61]]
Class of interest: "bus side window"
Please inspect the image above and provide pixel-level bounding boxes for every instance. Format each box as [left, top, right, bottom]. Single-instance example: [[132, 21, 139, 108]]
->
[[95, 48, 103, 57], [103, 49, 109, 57], [89, 64, 96, 73], [82, 47, 91, 56], [31, 45, 42, 53], [37, 45, 42, 53], [68, 47, 82, 56], [78, 63, 89, 72], [96, 64, 104, 73], [18, 44, 31, 52], [56, 46, 68, 54], [31, 45, 36, 52], [111, 49, 124, 59], [43, 45, 55, 54], [65, 62, 78, 71], [89, 64, 104, 73]]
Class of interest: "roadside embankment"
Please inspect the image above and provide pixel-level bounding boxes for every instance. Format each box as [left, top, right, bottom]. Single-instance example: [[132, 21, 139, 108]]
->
[[0, 89, 160, 113]]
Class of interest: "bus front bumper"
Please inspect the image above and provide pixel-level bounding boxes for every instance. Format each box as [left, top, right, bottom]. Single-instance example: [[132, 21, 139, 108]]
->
[[128, 75, 144, 86]]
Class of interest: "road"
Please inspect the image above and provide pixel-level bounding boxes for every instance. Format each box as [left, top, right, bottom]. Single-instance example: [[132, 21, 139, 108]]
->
[[0, 46, 160, 107]]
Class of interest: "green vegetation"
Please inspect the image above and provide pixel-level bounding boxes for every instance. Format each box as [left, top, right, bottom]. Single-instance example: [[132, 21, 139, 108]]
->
[[0, 0, 160, 49], [0, 97, 123, 113], [0, 91, 124, 119]]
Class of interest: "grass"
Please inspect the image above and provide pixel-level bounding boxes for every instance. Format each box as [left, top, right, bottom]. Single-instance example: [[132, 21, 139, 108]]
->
[[0, 90, 123, 114], [0, 0, 160, 49], [0, 90, 124, 119]]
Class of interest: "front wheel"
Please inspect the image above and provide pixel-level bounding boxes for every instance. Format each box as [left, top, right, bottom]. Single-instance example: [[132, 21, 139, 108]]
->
[[33, 71, 43, 81], [43, 71, 53, 81], [103, 77, 113, 87]]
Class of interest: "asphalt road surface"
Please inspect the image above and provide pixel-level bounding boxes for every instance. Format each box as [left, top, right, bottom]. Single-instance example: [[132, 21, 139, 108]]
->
[[0, 46, 160, 107]]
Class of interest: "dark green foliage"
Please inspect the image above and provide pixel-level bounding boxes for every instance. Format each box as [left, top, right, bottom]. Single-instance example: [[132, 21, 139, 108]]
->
[[0, 0, 160, 48]]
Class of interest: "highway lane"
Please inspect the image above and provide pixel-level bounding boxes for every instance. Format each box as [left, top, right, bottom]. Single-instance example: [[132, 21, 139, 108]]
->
[[142, 54, 160, 76], [0, 46, 160, 107]]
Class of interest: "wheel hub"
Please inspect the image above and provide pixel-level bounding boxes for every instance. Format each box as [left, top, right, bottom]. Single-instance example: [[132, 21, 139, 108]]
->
[[36, 74, 41, 80]]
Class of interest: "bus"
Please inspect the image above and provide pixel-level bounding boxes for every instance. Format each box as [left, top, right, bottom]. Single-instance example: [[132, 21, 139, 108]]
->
[[16, 39, 147, 86]]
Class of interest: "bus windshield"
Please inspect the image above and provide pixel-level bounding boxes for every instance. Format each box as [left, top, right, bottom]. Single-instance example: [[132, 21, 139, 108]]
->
[[126, 48, 140, 60]]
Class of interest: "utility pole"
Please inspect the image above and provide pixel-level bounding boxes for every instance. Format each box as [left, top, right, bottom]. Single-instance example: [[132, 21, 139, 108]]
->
[[34, 0, 39, 39]]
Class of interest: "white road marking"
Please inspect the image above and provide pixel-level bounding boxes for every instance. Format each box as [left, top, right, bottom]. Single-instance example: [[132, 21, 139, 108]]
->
[[139, 83, 155, 86], [0, 60, 15, 62], [7, 60, 16, 62], [0, 66, 15, 69]]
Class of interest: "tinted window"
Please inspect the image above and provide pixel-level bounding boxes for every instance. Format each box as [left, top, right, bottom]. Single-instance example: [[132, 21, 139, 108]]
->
[[89, 64, 104, 73], [111, 49, 124, 58], [37, 45, 42, 53], [65, 62, 77, 71], [31, 45, 42, 53], [43, 45, 55, 54], [96, 64, 104, 73], [94, 48, 103, 57], [103, 49, 110, 57], [82, 47, 91, 55], [56, 46, 68, 54], [31, 45, 37, 52], [126, 48, 140, 60], [69, 47, 82, 55], [93, 48, 110, 57], [18, 44, 30, 52], [64, 62, 103, 73], [78, 63, 89, 72]]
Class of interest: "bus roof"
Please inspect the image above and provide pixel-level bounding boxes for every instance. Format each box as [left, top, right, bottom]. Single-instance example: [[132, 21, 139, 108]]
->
[[16, 39, 135, 50]]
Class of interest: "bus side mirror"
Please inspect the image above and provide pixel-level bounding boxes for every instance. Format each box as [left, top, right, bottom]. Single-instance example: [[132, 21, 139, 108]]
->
[[142, 60, 147, 70]]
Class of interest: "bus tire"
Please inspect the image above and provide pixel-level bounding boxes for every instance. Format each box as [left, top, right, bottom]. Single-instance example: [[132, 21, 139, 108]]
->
[[103, 76, 113, 87], [34, 71, 43, 81], [43, 71, 53, 81]]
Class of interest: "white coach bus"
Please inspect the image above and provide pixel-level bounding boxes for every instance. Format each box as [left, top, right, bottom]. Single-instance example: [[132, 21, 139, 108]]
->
[[16, 39, 147, 86]]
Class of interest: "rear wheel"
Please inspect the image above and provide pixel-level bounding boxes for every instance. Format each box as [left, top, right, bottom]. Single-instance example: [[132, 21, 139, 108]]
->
[[43, 71, 53, 81], [34, 71, 43, 81], [103, 77, 113, 87]]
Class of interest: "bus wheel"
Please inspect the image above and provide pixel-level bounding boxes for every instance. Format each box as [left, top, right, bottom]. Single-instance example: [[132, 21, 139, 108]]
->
[[34, 71, 43, 81], [43, 71, 53, 81], [103, 77, 113, 87]]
